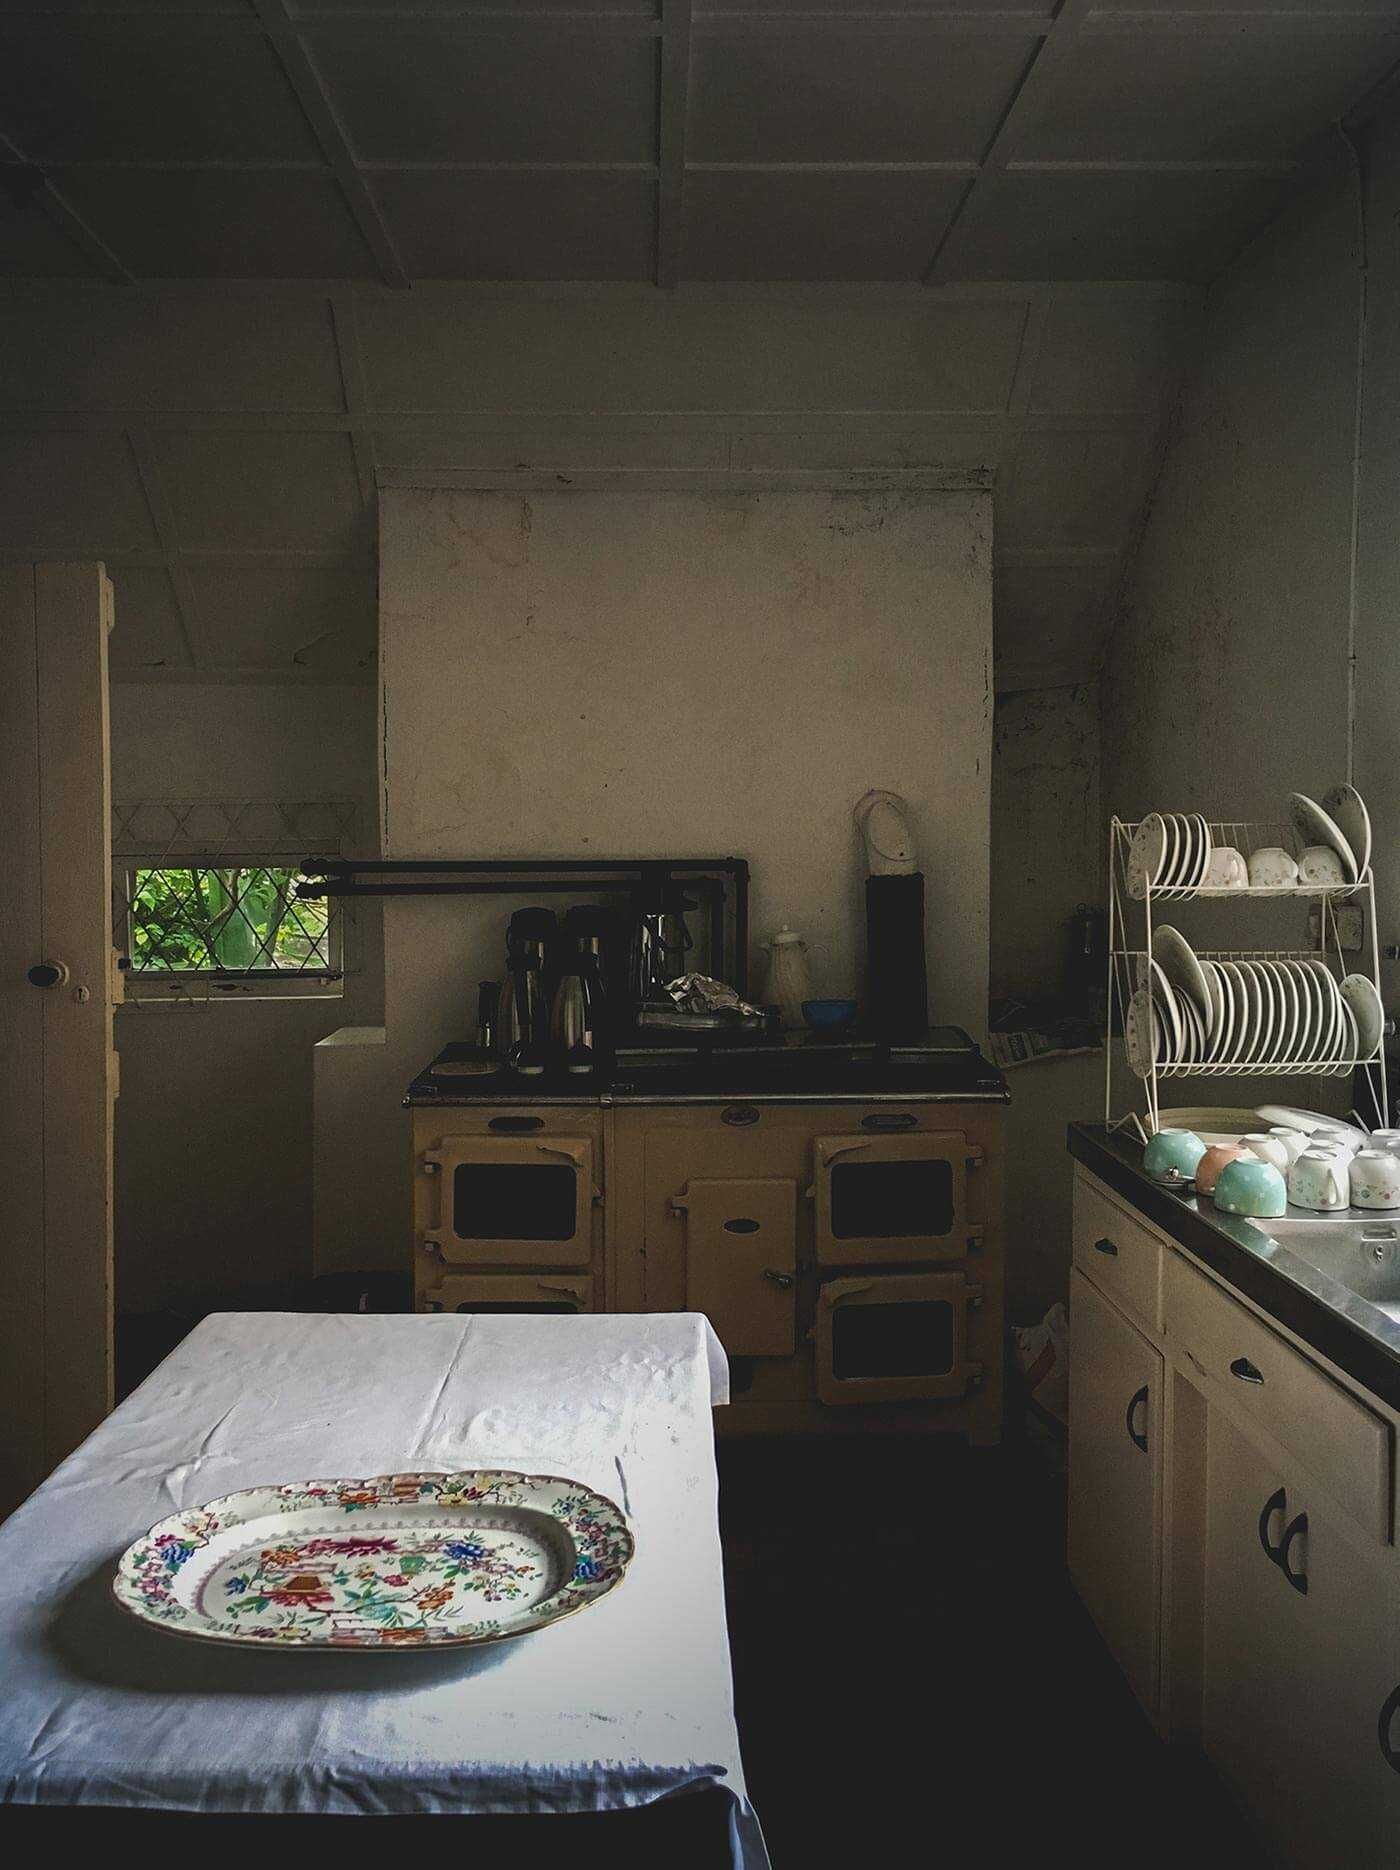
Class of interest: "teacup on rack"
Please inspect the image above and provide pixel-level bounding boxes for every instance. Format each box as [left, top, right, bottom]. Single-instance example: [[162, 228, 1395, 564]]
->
[[1247, 846, 1299, 889], [1203, 846, 1247, 889], [1298, 844, 1347, 888]]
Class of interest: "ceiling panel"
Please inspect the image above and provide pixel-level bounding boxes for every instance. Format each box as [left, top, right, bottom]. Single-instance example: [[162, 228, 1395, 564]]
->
[[153, 431, 366, 551], [950, 170, 1294, 281], [690, 29, 1035, 163], [187, 560, 376, 673], [52, 171, 375, 278], [0, 428, 158, 552], [0, 189, 103, 279], [106, 565, 195, 676], [1026, 26, 1400, 160], [0, 24, 320, 163], [683, 172, 968, 280], [309, 25, 658, 163], [0, 295, 345, 412], [372, 170, 654, 280]]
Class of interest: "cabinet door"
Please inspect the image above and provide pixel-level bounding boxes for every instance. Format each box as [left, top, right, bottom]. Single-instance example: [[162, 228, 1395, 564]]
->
[[677, 1177, 796, 1356], [812, 1131, 978, 1265], [421, 1133, 595, 1268], [1202, 1406, 1399, 1869], [1068, 1267, 1163, 1715]]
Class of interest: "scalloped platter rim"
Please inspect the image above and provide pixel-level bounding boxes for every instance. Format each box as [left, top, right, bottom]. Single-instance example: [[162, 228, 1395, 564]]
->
[[112, 1469, 634, 1652]]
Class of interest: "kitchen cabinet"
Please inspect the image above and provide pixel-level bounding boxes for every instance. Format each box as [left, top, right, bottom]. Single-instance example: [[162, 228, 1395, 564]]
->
[[1069, 1161, 1400, 1869], [1202, 1406, 1400, 1868], [1067, 1265, 1163, 1716]]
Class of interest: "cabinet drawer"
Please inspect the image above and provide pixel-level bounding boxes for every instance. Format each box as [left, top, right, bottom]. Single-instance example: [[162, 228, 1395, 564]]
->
[[1165, 1251, 1392, 1546], [1073, 1173, 1164, 1333]]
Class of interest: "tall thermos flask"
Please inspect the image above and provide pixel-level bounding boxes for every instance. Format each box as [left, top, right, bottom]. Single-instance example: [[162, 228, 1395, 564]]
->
[[497, 907, 555, 1075], [854, 789, 927, 1040], [551, 906, 613, 1075]]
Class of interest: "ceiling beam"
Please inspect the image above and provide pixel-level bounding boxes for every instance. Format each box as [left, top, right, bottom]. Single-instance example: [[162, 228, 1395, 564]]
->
[[656, 0, 694, 289], [922, 0, 1093, 286], [0, 131, 135, 284], [251, 0, 410, 289]]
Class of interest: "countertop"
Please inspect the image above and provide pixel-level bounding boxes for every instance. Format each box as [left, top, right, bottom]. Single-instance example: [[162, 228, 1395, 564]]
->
[[406, 1028, 1009, 1108], [1070, 1122, 1400, 1413]]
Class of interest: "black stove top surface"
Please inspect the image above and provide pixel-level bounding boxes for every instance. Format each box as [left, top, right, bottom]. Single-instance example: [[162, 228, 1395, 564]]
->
[[405, 1027, 1008, 1105]]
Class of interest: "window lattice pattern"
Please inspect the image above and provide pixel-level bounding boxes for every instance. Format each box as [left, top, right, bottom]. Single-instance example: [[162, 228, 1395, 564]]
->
[[113, 801, 355, 981]]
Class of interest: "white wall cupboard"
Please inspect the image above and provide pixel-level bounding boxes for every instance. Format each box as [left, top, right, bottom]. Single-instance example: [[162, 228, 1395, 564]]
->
[[1069, 1166, 1400, 1868]]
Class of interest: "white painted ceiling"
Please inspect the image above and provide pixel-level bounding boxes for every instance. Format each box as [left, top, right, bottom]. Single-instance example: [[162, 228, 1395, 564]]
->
[[2, 3, 1397, 287], [0, 3, 1393, 688]]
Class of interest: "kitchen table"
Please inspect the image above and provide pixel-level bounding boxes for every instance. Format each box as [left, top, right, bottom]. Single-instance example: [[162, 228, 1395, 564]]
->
[[0, 1310, 767, 1868]]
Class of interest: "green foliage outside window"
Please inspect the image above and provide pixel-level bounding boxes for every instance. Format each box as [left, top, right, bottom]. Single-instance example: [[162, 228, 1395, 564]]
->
[[129, 866, 332, 973]]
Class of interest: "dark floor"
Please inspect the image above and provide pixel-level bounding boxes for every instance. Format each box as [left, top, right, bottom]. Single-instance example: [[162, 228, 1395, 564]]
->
[[717, 1427, 1266, 1869]]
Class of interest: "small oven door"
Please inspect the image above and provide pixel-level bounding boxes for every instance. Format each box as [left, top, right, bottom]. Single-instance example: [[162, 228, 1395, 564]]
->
[[814, 1271, 984, 1405], [420, 1272, 594, 1316], [674, 1176, 797, 1357], [812, 1131, 980, 1266], [421, 1133, 595, 1268]]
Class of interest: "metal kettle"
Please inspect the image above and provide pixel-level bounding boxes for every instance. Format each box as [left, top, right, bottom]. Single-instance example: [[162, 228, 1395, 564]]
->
[[551, 906, 613, 1075], [630, 876, 695, 1007], [497, 907, 555, 1075]]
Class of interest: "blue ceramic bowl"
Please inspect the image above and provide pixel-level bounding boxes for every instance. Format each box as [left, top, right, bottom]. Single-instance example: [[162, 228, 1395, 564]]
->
[[802, 998, 859, 1032], [1213, 1156, 1287, 1218], [1142, 1128, 1206, 1186]]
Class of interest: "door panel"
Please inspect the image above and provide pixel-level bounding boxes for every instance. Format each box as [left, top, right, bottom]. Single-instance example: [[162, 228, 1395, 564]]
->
[[1068, 1268, 1163, 1715], [677, 1177, 796, 1357], [419, 1272, 594, 1316], [813, 1131, 977, 1265], [814, 1270, 983, 1404], [421, 1133, 595, 1268], [0, 564, 115, 1515]]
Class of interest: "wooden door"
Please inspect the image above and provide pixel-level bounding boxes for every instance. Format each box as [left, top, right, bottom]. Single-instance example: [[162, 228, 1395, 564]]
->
[[676, 1177, 797, 1356], [0, 563, 116, 1516], [1203, 1403, 1399, 1869], [1067, 1267, 1163, 1715]]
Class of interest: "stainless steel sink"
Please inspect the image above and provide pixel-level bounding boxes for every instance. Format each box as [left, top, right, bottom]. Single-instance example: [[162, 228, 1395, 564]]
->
[[1262, 1215, 1400, 1322]]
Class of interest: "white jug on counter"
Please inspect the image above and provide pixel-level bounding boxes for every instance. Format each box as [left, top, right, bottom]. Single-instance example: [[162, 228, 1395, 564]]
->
[[762, 925, 813, 1030]]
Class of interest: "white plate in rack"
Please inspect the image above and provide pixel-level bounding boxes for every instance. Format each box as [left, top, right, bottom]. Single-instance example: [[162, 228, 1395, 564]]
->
[[1322, 784, 1372, 880], [1151, 925, 1211, 1027], [1289, 792, 1358, 885], [1127, 814, 1167, 899], [1125, 987, 1160, 1079], [1341, 973, 1385, 1058], [112, 1470, 633, 1652]]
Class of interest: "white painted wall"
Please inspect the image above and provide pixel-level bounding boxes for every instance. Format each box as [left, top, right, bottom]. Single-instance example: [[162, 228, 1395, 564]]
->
[[110, 682, 380, 1313]]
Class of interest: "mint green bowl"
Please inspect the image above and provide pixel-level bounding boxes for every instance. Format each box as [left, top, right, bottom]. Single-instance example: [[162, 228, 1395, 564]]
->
[[1143, 1128, 1206, 1186], [1213, 1157, 1287, 1218]]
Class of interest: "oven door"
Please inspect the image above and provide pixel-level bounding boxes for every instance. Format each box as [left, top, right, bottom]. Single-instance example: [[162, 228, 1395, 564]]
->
[[420, 1272, 594, 1315], [814, 1271, 984, 1405], [812, 1131, 980, 1265], [421, 1134, 595, 1268], [674, 1176, 797, 1356]]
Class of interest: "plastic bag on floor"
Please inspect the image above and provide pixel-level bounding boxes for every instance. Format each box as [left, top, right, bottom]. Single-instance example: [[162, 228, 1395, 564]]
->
[[1013, 1301, 1069, 1427]]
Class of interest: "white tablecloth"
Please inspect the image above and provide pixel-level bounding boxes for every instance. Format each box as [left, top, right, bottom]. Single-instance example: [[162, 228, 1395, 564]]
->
[[0, 1310, 767, 1866]]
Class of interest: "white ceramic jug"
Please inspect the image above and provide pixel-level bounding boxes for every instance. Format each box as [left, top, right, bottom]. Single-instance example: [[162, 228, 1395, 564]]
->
[[763, 926, 813, 1031]]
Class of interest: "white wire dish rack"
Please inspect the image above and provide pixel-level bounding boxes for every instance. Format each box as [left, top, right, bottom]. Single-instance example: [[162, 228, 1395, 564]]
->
[[1106, 813, 1389, 1137]]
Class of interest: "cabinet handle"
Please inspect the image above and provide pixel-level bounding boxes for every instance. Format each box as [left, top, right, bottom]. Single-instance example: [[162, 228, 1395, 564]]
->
[[489, 1115, 544, 1134], [1230, 1356, 1264, 1385], [860, 1112, 916, 1131], [762, 1268, 795, 1290], [1379, 1685, 1400, 1774], [1125, 1384, 1149, 1452], [1093, 1236, 1118, 1257], [1278, 1512, 1309, 1595], [1258, 1488, 1287, 1564], [723, 1218, 760, 1235], [722, 1105, 760, 1127]]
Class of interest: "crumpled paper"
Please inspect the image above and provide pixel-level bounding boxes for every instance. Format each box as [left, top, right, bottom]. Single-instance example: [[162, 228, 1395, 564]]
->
[[665, 973, 767, 1019]]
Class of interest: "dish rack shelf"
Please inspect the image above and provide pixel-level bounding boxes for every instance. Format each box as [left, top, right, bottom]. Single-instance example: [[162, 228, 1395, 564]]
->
[[1106, 816, 1389, 1136]]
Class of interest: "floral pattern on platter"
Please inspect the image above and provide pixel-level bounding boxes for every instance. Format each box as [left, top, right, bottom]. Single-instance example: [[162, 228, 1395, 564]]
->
[[112, 1471, 633, 1651]]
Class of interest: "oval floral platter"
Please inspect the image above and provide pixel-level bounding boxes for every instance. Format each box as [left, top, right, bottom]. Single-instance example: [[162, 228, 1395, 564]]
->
[[112, 1470, 633, 1651]]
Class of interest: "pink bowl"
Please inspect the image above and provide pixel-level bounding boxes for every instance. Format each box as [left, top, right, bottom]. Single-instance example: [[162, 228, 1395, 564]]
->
[[1195, 1142, 1251, 1195]]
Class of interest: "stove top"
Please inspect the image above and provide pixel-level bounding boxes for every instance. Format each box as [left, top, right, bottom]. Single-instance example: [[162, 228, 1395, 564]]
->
[[405, 1027, 1008, 1106]]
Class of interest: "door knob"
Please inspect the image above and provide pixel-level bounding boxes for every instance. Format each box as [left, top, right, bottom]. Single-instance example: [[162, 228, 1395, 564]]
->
[[26, 961, 69, 988], [762, 1268, 795, 1289]]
